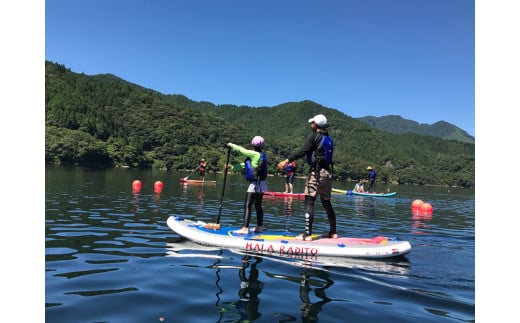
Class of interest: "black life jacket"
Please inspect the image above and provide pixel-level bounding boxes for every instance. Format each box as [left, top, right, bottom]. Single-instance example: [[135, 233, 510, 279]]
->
[[306, 133, 333, 168]]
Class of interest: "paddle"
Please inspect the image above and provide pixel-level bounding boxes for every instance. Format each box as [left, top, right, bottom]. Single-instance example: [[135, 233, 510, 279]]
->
[[215, 146, 231, 228], [183, 168, 198, 180]]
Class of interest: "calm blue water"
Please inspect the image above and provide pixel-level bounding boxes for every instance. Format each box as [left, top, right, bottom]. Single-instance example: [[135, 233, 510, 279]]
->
[[45, 165, 475, 322]]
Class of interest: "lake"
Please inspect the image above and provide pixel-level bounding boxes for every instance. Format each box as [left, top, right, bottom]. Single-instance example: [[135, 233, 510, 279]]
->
[[45, 165, 475, 322]]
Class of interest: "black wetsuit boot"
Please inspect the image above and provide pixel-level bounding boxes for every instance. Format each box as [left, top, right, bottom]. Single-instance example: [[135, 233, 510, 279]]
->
[[304, 195, 316, 237], [321, 198, 337, 237]]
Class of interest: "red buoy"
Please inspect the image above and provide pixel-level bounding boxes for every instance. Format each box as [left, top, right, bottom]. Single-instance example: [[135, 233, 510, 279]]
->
[[154, 181, 164, 194], [411, 199, 424, 210], [422, 202, 433, 214], [132, 180, 142, 193]]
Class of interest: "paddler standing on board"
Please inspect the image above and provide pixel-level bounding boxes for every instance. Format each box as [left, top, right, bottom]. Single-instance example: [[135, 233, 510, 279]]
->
[[198, 159, 207, 181], [284, 161, 297, 194], [226, 136, 268, 234], [366, 166, 376, 193], [277, 114, 338, 241]]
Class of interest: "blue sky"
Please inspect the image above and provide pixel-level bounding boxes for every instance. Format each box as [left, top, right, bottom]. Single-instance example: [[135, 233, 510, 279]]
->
[[45, 0, 475, 136]]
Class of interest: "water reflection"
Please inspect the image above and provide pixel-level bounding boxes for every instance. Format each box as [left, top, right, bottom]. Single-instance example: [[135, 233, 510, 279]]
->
[[283, 197, 294, 217], [164, 241, 223, 259], [298, 267, 333, 323], [236, 256, 264, 321], [153, 193, 161, 214], [164, 240, 412, 322], [352, 196, 376, 218], [47, 167, 475, 322], [181, 182, 189, 195], [283, 197, 294, 230], [198, 185, 205, 213], [411, 211, 433, 234], [131, 193, 140, 215], [214, 250, 225, 322], [179, 182, 207, 216]]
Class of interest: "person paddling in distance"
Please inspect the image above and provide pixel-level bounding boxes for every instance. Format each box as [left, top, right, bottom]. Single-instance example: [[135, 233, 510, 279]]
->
[[284, 161, 297, 194], [226, 136, 268, 234], [198, 158, 207, 181], [366, 166, 376, 193], [277, 114, 338, 241]]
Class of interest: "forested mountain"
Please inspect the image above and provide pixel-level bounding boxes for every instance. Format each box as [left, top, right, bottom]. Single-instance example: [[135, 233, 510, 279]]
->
[[45, 61, 475, 187], [356, 115, 474, 144]]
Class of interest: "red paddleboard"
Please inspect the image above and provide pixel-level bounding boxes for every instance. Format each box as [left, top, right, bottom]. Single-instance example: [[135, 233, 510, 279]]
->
[[263, 191, 305, 199], [180, 178, 217, 184]]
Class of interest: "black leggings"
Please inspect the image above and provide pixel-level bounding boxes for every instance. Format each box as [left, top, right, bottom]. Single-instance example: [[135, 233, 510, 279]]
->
[[304, 195, 337, 237], [242, 192, 264, 228], [367, 178, 376, 192]]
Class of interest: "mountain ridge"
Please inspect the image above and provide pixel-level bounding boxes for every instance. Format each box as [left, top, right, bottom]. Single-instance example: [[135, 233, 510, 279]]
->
[[45, 60, 474, 187], [356, 115, 474, 143]]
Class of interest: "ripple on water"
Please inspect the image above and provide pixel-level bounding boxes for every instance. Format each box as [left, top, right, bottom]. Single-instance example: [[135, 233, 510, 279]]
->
[[45, 169, 474, 322]]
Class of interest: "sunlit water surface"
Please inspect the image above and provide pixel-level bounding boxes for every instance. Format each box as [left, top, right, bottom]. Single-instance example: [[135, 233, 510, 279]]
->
[[46, 166, 474, 322]]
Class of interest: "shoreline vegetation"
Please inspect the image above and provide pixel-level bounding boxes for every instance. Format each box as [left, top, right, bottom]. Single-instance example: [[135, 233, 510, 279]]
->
[[74, 165, 467, 189]]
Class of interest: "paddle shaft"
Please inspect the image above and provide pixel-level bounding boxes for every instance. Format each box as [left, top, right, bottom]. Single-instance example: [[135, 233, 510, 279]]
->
[[184, 167, 198, 180], [217, 147, 231, 224]]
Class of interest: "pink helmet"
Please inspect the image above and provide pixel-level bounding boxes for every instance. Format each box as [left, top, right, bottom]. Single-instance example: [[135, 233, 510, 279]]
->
[[251, 136, 265, 148]]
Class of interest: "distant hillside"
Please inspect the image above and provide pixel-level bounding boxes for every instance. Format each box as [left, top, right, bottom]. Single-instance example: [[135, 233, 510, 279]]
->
[[356, 115, 474, 144], [45, 60, 474, 187]]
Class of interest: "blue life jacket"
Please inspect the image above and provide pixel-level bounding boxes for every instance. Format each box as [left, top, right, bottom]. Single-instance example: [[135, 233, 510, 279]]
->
[[307, 134, 333, 166], [369, 170, 376, 179], [245, 151, 267, 182]]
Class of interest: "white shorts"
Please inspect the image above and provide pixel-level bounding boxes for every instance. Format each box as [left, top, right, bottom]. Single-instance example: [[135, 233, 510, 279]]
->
[[247, 180, 268, 193]]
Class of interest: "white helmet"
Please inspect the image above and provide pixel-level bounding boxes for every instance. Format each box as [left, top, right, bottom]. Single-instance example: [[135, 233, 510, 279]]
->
[[308, 114, 328, 128]]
